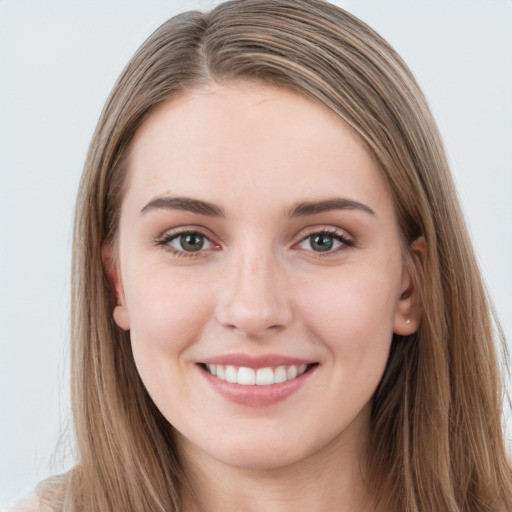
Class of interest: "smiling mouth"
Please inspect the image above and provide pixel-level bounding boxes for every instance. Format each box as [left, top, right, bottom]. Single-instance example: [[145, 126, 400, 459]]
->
[[200, 363, 318, 386]]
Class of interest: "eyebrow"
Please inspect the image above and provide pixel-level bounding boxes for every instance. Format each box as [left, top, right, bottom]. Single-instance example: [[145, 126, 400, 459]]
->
[[140, 196, 225, 217], [140, 195, 375, 218], [288, 198, 375, 217]]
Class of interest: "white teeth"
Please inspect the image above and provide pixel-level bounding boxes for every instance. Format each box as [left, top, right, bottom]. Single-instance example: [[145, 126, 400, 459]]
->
[[256, 367, 275, 385], [225, 365, 237, 383], [205, 363, 311, 385], [286, 365, 297, 380], [237, 367, 256, 385], [274, 366, 287, 383]]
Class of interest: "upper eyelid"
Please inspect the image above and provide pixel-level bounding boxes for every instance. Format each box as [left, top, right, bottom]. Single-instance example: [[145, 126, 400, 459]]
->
[[157, 225, 215, 241], [295, 225, 353, 241]]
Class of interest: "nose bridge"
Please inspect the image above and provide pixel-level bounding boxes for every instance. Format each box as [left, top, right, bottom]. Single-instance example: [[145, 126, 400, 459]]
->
[[216, 240, 292, 337]]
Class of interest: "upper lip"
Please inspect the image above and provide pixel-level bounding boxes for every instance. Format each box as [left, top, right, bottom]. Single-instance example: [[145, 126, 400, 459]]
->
[[200, 354, 316, 369]]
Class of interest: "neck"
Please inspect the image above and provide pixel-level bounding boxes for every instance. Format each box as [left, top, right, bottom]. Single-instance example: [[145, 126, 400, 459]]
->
[[178, 412, 378, 512]]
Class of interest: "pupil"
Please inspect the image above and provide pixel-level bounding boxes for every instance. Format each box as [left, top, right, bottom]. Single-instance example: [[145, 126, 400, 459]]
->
[[181, 234, 204, 252], [311, 234, 333, 252]]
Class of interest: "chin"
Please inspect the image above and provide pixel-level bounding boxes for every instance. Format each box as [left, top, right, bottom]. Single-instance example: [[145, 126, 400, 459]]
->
[[208, 443, 314, 472]]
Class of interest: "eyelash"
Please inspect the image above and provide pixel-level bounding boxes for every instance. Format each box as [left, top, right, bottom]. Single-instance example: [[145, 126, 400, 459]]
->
[[295, 228, 355, 256], [155, 227, 354, 257], [155, 229, 216, 257]]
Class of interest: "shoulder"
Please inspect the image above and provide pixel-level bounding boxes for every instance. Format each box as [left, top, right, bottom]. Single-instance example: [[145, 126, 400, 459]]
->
[[10, 493, 58, 512], [10, 472, 69, 512]]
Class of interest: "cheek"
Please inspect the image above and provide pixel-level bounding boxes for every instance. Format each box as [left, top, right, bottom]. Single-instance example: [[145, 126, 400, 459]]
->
[[125, 266, 214, 362], [300, 268, 399, 359], [124, 267, 216, 422]]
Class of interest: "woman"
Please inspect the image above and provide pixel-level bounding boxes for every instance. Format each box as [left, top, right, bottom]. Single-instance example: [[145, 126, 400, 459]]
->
[[21, 0, 511, 510]]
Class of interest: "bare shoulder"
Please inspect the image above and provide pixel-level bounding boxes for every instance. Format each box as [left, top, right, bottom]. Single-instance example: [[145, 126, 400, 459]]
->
[[10, 493, 58, 512]]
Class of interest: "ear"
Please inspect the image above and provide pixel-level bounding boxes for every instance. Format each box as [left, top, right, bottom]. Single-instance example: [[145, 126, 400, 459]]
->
[[393, 237, 426, 336], [102, 243, 130, 331]]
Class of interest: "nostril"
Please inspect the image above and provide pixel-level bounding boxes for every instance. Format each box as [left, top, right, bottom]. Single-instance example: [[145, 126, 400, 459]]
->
[[221, 321, 284, 338], [215, 287, 293, 337]]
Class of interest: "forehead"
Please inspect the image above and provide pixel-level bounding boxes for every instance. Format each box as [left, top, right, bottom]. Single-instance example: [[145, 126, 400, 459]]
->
[[124, 81, 393, 220]]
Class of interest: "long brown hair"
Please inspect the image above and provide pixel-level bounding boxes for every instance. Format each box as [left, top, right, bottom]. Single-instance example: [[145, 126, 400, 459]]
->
[[39, 1, 512, 510]]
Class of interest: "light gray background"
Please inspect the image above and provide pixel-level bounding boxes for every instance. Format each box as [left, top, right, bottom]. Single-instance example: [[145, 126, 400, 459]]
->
[[1, 0, 511, 508]]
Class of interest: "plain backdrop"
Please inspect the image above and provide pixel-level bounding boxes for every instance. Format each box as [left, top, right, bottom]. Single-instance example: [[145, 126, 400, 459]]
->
[[1, 0, 511, 508]]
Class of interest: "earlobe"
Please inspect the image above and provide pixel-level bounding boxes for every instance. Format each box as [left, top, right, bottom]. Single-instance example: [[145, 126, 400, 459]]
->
[[113, 303, 131, 331], [101, 243, 131, 331], [393, 237, 426, 336]]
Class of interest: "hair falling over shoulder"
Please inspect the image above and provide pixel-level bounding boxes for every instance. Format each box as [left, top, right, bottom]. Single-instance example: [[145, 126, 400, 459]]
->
[[38, 1, 512, 511]]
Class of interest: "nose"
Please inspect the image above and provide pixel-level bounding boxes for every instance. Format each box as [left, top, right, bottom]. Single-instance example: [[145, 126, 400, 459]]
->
[[215, 250, 293, 339]]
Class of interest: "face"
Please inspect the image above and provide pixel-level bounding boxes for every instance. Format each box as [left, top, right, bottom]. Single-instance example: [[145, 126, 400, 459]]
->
[[108, 82, 420, 472]]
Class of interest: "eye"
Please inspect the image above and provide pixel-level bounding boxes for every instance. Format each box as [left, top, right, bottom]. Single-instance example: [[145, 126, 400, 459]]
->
[[157, 230, 216, 255], [297, 230, 354, 253]]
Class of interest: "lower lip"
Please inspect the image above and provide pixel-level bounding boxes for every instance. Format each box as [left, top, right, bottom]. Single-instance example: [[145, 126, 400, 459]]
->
[[198, 364, 316, 406]]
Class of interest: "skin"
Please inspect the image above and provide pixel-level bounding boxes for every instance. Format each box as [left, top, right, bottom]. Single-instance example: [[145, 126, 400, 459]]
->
[[106, 82, 422, 512]]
